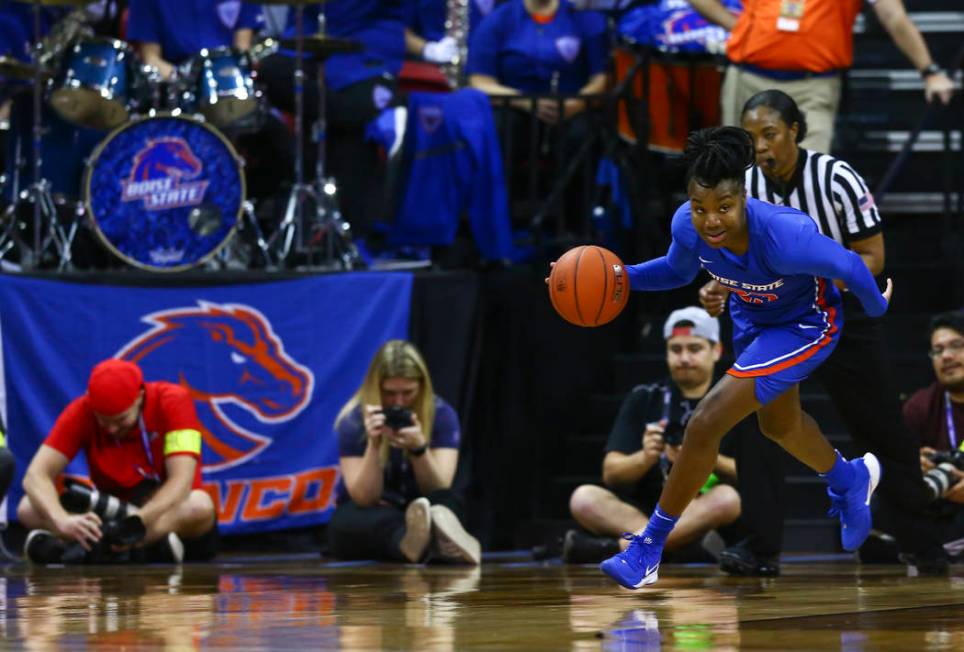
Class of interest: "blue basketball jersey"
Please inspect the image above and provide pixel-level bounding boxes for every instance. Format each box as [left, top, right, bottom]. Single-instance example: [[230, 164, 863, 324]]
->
[[626, 197, 888, 323]]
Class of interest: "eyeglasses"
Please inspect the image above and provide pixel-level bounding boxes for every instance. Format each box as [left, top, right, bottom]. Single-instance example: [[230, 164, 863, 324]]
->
[[928, 339, 964, 358]]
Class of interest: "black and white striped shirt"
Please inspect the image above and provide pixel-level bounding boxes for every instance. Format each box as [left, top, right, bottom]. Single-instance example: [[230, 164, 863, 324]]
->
[[745, 149, 881, 246]]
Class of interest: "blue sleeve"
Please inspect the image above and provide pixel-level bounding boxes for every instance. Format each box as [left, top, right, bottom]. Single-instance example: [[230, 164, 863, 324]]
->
[[626, 204, 701, 291], [431, 399, 461, 449], [127, 0, 161, 44], [578, 11, 609, 76], [766, 214, 889, 317], [465, 6, 501, 77], [238, 3, 264, 31], [335, 406, 367, 457]]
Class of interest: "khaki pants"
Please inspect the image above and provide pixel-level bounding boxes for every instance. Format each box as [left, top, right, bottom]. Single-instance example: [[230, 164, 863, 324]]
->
[[720, 65, 842, 154]]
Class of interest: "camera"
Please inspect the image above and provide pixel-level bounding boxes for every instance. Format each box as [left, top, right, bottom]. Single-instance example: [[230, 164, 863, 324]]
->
[[923, 449, 964, 501], [383, 405, 414, 430], [663, 421, 685, 447], [101, 514, 147, 547], [60, 480, 134, 520]]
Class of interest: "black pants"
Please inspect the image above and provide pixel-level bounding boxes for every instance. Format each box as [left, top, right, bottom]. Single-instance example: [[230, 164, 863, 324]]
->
[[257, 55, 401, 233], [738, 302, 942, 557], [0, 447, 14, 506], [328, 489, 465, 561]]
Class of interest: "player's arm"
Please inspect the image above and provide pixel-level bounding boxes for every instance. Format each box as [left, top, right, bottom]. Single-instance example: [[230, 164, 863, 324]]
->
[[873, 0, 953, 104], [137, 454, 196, 527], [768, 219, 890, 317], [626, 209, 701, 290], [686, 0, 738, 30]]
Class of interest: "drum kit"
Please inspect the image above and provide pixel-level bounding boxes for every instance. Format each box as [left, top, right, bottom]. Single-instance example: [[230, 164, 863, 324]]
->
[[0, 0, 363, 273]]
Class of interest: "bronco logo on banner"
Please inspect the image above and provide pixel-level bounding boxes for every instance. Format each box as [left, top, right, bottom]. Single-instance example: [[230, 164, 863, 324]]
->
[[0, 273, 413, 534]]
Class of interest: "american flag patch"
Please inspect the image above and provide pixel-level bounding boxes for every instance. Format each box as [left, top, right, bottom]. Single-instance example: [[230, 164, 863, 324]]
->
[[858, 193, 876, 211]]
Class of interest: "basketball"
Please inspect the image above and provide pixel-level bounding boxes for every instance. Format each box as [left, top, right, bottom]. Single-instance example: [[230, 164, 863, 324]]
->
[[548, 246, 630, 327]]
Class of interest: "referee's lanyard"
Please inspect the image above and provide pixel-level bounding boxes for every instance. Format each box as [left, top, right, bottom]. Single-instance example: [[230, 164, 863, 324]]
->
[[947, 392, 959, 451], [137, 414, 161, 483]]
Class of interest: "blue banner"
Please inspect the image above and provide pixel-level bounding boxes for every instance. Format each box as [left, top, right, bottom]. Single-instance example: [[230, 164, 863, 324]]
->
[[0, 273, 413, 534]]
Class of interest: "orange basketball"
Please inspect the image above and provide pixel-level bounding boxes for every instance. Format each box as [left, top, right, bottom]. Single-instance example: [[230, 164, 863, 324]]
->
[[548, 245, 630, 327]]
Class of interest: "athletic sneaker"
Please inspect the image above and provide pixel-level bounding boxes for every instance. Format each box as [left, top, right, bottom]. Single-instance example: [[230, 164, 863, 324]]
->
[[719, 539, 780, 577], [399, 498, 432, 563], [24, 529, 65, 564], [599, 533, 663, 589], [826, 452, 881, 551], [561, 529, 620, 564], [144, 533, 185, 564], [430, 504, 481, 565]]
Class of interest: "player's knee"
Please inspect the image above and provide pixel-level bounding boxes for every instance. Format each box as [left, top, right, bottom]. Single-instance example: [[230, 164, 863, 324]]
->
[[757, 415, 796, 442], [569, 484, 604, 522]]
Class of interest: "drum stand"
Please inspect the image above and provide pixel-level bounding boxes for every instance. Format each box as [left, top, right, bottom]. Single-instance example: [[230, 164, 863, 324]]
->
[[268, 6, 361, 270], [0, 2, 76, 271]]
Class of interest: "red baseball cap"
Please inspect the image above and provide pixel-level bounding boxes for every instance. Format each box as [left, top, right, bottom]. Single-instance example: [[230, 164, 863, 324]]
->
[[87, 359, 144, 416]]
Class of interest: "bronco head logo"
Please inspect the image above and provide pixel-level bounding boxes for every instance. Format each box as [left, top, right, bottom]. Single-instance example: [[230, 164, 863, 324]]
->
[[116, 302, 314, 472], [132, 137, 203, 181]]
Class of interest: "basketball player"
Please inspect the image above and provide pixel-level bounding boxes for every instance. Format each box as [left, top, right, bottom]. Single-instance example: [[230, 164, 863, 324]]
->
[[701, 90, 950, 576], [598, 126, 891, 589]]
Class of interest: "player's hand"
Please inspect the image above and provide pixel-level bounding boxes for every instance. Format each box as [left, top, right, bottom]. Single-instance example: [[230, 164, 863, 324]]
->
[[363, 404, 388, 446], [924, 71, 954, 105], [920, 446, 937, 472], [698, 280, 729, 317], [882, 277, 893, 304], [545, 261, 555, 285], [387, 414, 427, 452], [641, 422, 665, 462], [55, 512, 102, 550]]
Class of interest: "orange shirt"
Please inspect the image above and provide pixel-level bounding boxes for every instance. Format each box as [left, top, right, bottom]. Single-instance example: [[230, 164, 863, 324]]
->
[[727, 0, 866, 73]]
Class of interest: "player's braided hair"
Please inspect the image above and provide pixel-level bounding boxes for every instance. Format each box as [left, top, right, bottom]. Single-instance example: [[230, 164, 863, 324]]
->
[[742, 90, 809, 143], [683, 126, 755, 188]]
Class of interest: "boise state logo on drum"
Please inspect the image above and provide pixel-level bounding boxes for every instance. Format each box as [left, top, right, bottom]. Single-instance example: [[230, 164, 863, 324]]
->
[[121, 137, 210, 211], [115, 302, 315, 472]]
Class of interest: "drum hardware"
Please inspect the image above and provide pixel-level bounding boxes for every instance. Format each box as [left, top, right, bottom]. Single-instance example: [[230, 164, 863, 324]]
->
[[256, 2, 363, 270], [0, 56, 48, 81]]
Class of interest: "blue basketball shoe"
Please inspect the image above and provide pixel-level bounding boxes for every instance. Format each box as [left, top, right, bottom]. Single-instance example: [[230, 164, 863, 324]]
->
[[600, 533, 663, 589], [827, 452, 881, 551]]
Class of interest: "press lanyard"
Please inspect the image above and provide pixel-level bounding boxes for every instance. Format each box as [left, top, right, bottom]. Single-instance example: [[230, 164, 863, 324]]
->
[[660, 386, 693, 425], [947, 392, 959, 450], [137, 413, 161, 482]]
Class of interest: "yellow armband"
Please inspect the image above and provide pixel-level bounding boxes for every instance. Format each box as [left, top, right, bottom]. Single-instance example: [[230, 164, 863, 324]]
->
[[164, 429, 201, 456]]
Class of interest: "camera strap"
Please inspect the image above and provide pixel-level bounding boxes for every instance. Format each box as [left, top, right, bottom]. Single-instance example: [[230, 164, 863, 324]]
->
[[947, 392, 958, 450], [660, 385, 694, 427]]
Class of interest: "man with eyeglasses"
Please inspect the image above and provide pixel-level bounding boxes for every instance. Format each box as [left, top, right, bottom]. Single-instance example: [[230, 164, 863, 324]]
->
[[896, 310, 964, 560]]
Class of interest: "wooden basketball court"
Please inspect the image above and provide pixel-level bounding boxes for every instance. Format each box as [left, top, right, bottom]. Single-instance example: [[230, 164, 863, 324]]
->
[[2, 555, 963, 649]]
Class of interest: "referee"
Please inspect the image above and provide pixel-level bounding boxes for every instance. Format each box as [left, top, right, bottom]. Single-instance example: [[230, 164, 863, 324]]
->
[[699, 89, 948, 576]]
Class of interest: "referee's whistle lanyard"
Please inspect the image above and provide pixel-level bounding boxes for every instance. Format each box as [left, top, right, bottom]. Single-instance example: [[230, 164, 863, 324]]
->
[[947, 392, 959, 451]]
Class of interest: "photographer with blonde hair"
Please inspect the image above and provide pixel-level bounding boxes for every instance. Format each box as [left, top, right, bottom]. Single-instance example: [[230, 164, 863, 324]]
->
[[328, 340, 480, 564]]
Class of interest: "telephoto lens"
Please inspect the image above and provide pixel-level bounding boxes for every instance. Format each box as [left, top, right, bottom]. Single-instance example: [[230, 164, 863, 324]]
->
[[922, 462, 960, 501], [60, 481, 132, 520]]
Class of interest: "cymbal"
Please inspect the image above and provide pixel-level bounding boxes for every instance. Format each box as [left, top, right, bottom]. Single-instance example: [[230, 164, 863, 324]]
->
[[0, 56, 45, 81], [278, 36, 362, 57]]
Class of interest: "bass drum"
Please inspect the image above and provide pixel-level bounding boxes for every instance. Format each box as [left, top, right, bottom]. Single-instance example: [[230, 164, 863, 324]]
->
[[84, 113, 245, 272]]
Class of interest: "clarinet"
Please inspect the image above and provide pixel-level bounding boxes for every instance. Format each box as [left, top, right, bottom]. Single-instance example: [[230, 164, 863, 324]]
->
[[442, 0, 470, 89]]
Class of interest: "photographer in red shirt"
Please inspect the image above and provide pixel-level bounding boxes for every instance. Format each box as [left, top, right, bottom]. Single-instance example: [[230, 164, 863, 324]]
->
[[17, 359, 216, 564]]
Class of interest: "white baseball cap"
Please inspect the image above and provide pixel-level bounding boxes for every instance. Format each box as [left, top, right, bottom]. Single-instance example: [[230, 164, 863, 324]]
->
[[663, 307, 720, 343]]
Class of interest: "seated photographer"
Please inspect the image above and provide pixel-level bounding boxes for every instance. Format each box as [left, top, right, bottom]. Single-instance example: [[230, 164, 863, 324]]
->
[[17, 359, 216, 564], [329, 340, 480, 565], [893, 310, 964, 558], [564, 308, 742, 563]]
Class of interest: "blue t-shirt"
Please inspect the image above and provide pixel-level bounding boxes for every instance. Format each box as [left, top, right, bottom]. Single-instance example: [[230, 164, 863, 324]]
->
[[466, 0, 608, 93], [627, 198, 888, 324], [128, 0, 264, 64], [403, 0, 498, 43], [281, 0, 405, 92], [335, 396, 460, 504]]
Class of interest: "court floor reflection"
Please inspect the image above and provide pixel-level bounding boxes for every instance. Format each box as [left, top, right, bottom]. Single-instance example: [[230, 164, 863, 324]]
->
[[0, 559, 961, 650]]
